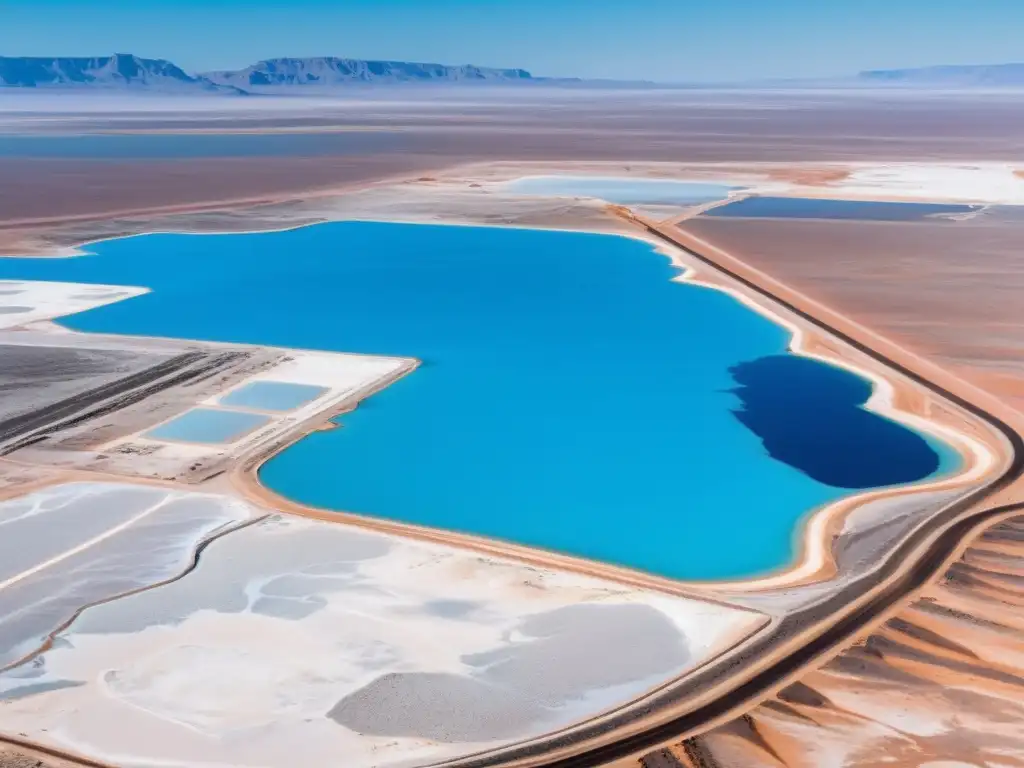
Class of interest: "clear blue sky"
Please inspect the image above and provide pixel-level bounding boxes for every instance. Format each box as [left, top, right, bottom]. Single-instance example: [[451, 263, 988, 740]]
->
[[2, 0, 1023, 81]]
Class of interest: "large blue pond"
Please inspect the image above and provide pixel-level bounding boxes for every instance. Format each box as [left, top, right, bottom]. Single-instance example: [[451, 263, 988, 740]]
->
[[0, 223, 956, 580]]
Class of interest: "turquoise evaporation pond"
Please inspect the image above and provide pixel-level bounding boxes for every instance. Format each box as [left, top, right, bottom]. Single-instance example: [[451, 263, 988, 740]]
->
[[146, 408, 270, 444], [502, 176, 739, 206], [221, 381, 327, 412], [0, 222, 953, 580]]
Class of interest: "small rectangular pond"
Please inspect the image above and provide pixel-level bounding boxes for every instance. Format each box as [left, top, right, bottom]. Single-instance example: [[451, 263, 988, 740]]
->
[[219, 381, 326, 412], [145, 408, 270, 444], [502, 176, 739, 206], [702, 196, 979, 221]]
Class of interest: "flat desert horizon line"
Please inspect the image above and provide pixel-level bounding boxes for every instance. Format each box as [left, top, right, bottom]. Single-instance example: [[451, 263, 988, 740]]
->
[[6, 53, 1024, 92]]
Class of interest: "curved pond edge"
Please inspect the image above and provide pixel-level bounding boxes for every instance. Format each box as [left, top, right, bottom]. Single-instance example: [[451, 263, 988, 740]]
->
[[177, 217, 1003, 596], [2, 215, 1005, 596]]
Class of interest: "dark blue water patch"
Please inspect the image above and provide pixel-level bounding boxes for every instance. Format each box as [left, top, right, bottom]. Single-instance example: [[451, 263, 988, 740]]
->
[[0, 131, 401, 159], [729, 355, 940, 489], [702, 196, 979, 222]]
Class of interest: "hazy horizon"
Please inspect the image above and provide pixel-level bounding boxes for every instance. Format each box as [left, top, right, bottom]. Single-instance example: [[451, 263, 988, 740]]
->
[[4, 0, 1024, 82]]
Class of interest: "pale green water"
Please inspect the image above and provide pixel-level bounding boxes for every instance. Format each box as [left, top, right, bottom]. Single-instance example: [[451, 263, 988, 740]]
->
[[220, 381, 327, 412], [145, 408, 269, 444]]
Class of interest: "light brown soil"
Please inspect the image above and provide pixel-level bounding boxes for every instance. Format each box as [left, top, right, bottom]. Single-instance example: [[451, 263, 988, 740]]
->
[[762, 167, 851, 186], [0, 741, 102, 768]]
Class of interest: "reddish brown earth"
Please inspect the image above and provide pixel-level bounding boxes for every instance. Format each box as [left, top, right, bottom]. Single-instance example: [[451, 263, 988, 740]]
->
[[647, 511, 1024, 768], [0, 155, 439, 228], [5, 88, 1024, 228]]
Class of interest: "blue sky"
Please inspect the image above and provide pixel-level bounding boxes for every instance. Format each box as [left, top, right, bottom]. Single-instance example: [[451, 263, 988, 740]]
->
[[2, 0, 1024, 81]]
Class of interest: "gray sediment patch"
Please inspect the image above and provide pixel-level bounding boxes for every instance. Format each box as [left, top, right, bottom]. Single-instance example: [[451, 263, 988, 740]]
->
[[835, 488, 967, 573], [70, 291, 127, 300], [423, 599, 483, 619], [251, 595, 328, 621], [328, 672, 548, 742], [465, 603, 690, 706], [330, 603, 690, 743], [0, 340, 176, 446], [260, 572, 360, 598], [0, 679, 83, 701]]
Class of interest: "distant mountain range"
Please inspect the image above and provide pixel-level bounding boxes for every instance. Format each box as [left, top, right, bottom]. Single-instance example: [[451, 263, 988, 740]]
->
[[0, 54, 244, 93], [858, 63, 1024, 87], [202, 57, 533, 88], [0, 53, 537, 94], [5, 53, 1024, 93]]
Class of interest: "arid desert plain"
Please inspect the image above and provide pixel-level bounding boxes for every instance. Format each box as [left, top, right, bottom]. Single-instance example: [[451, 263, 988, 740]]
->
[[2, 86, 1024, 768]]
